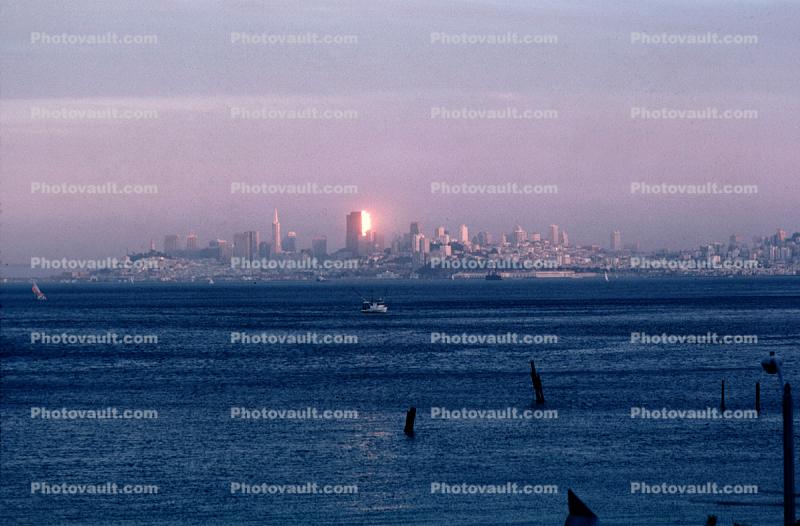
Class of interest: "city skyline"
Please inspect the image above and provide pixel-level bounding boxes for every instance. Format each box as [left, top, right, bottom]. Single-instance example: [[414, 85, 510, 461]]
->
[[2, 1, 798, 262], [145, 211, 792, 258], [5, 202, 799, 264]]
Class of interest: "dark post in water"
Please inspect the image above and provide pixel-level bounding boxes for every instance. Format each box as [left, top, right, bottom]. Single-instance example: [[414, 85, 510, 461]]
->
[[530, 361, 545, 405], [783, 383, 795, 526], [755, 381, 761, 416], [404, 407, 416, 436]]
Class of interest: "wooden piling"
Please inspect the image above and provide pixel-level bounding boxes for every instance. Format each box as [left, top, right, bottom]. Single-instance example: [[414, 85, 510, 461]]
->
[[530, 360, 545, 405], [404, 407, 416, 436], [720, 379, 726, 412], [756, 381, 761, 416]]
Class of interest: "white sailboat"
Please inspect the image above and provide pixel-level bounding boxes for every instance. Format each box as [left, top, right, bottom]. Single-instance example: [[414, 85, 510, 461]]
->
[[32, 281, 47, 301]]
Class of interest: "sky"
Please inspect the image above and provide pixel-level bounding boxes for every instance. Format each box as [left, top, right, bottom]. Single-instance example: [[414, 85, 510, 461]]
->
[[1, 0, 798, 261]]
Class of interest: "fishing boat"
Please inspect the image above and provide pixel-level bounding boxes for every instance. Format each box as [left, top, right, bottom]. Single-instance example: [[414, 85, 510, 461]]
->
[[32, 281, 47, 301], [361, 298, 388, 314]]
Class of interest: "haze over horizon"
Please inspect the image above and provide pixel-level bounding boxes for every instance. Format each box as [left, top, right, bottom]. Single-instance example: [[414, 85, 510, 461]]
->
[[2, 0, 798, 262]]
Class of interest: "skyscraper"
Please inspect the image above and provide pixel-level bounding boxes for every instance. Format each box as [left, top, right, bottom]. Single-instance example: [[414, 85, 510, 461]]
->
[[312, 236, 327, 258], [233, 232, 249, 260], [284, 231, 297, 253], [164, 234, 180, 254], [186, 233, 198, 251], [346, 211, 363, 255], [458, 224, 469, 244], [233, 231, 259, 261], [611, 230, 622, 251], [549, 224, 559, 245], [511, 225, 527, 245], [272, 208, 282, 255], [410, 222, 421, 237]]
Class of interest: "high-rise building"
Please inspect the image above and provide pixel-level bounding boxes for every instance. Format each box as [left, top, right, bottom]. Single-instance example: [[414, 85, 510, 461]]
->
[[458, 224, 469, 244], [435, 226, 445, 238], [412, 233, 424, 254], [284, 231, 297, 253], [258, 242, 271, 258], [511, 225, 527, 245], [346, 211, 363, 255], [549, 225, 559, 245], [233, 232, 249, 260], [272, 208, 282, 255], [410, 222, 421, 237], [611, 230, 622, 251], [560, 230, 569, 247], [233, 231, 259, 261], [312, 236, 327, 258], [777, 229, 788, 243], [530, 232, 541, 242], [186, 233, 198, 251], [164, 234, 181, 254]]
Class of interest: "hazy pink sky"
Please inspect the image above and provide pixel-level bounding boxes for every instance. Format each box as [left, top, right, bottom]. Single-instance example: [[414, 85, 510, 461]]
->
[[1, 0, 798, 261]]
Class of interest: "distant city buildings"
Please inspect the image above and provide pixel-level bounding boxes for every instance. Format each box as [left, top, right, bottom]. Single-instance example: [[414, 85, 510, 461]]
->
[[233, 231, 259, 261], [185, 233, 198, 251], [118, 214, 798, 284], [549, 224, 559, 246], [312, 236, 327, 258], [272, 208, 282, 255], [164, 234, 180, 254], [458, 224, 469, 244], [611, 230, 622, 251], [346, 211, 363, 255], [284, 231, 297, 253]]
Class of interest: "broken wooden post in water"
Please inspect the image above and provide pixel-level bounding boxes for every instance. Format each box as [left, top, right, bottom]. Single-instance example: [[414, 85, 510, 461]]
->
[[564, 489, 599, 526], [530, 360, 545, 405], [720, 379, 726, 412], [404, 407, 416, 436], [756, 381, 761, 415]]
